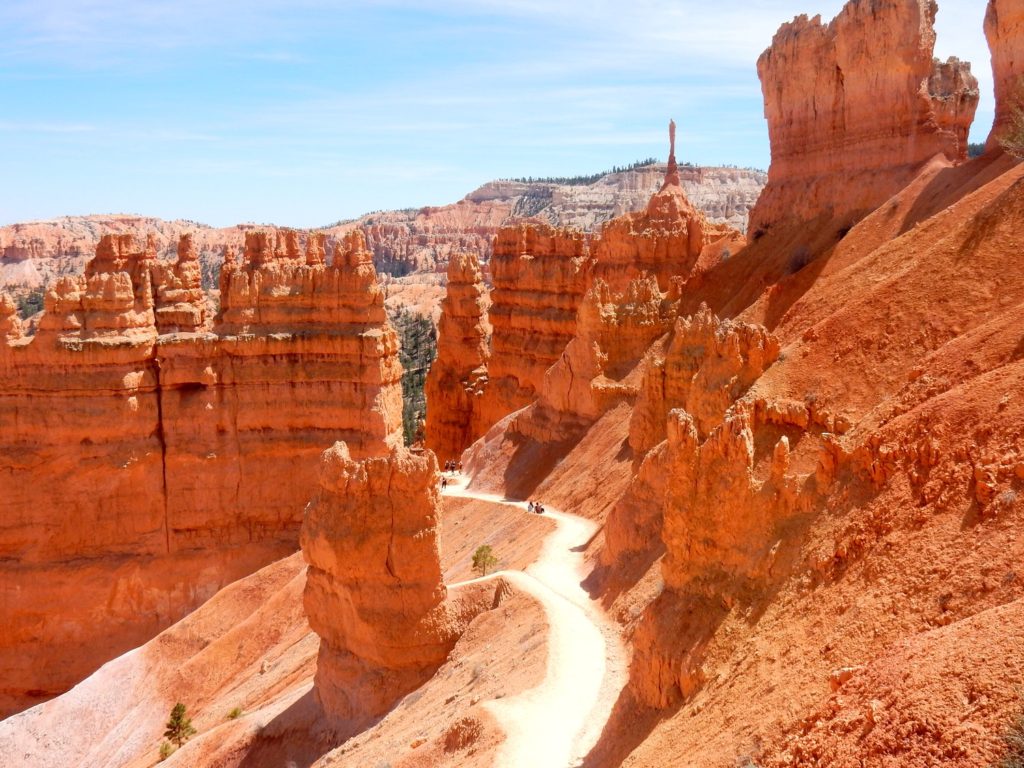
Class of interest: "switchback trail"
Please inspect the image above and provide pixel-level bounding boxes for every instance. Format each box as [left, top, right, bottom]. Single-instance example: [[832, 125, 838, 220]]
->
[[443, 476, 627, 768]]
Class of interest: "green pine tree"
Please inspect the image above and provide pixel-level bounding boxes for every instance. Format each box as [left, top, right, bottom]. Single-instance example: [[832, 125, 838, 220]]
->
[[472, 545, 498, 577], [164, 702, 197, 748]]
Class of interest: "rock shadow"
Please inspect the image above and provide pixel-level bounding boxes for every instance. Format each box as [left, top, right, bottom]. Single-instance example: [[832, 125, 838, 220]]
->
[[583, 544, 665, 609], [499, 428, 587, 501], [898, 153, 1009, 237], [580, 590, 727, 768], [236, 689, 368, 768]]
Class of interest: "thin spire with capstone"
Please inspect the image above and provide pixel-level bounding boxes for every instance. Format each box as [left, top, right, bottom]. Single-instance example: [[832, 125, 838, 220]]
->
[[662, 119, 681, 190]]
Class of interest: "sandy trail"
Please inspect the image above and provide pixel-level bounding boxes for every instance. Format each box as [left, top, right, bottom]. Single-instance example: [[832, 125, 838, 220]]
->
[[443, 475, 627, 768]]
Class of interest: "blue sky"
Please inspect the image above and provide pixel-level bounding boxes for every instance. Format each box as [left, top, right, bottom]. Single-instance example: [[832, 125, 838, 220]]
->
[[0, 1, 993, 228]]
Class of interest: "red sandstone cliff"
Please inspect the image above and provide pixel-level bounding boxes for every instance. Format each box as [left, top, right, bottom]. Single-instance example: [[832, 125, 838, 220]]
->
[[0, 229, 402, 716], [751, 0, 980, 231], [473, 224, 590, 433], [457, 2, 1024, 764], [986, 0, 1024, 149], [7, 2, 1024, 766]]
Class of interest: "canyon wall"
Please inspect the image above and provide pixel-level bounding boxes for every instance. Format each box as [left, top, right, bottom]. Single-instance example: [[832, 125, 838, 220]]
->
[[424, 252, 491, 462], [751, 0, 979, 231], [0, 230, 402, 716], [475, 223, 590, 433], [986, 0, 1024, 149], [591, 3, 1024, 762]]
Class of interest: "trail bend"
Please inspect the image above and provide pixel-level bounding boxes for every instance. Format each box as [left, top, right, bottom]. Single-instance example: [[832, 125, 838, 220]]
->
[[443, 476, 627, 768]]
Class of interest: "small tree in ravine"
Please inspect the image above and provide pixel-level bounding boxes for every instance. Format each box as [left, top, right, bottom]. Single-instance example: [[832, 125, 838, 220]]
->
[[472, 545, 498, 577], [164, 702, 197, 749]]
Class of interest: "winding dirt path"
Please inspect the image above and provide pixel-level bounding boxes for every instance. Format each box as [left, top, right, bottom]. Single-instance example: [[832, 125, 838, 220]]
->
[[443, 476, 627, 768]]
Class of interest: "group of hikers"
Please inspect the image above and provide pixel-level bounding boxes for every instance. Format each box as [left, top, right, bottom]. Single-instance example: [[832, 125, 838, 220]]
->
[[439, 459, 462, 490], [436, 459, 544, 516]]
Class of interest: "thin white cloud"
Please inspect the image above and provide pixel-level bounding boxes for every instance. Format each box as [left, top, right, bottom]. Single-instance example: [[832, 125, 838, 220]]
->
[[0, 120, 96, 133]]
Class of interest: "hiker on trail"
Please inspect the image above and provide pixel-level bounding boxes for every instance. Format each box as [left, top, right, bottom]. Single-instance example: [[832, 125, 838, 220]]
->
[[441, 477, 448, 490], [527, 501, 534, 513], [457, 461, 463, 473], [535, 502, 544, 514]]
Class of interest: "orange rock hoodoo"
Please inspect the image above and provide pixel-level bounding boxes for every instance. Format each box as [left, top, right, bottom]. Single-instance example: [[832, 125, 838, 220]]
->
[[0, 295, 24, 343], [0, 230, 402, 716], [602, 307, 782, 575], [6, 0, 1024, 764], [424, 252, 491, 462], [428, 126, 747, 454], [517, 124, 746, 443], [593, 120, 740, 294], [151, 233, 205, 333], [301, 442, 499, 723], [986, 0, 1024, 149], [750, 0, 980, 231]]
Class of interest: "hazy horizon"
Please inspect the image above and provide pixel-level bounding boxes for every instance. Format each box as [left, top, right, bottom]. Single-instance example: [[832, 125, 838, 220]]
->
[[1, 0, 994, 228]]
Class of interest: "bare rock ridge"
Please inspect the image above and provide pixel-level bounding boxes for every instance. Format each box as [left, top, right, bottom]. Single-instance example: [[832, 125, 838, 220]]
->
[[453, 0, 1024, 762], [424, 252, 491, 462], [986, 0, 1024, 149], [301, 442, 501, 723], [0, 229, 402, 716], [751, 0, 980, 231], [602, 308, 782, 570]]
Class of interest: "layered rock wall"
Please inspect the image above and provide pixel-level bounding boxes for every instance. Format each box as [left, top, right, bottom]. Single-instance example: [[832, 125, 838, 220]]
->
[[629, 306, 781, 456], [751, 0, 979, 230], [523, 275, 676, 440], [0, 230, 402, 716], [476, 223, 590, 431], [603, 308, 780, 570], [424, 252, 491, 461]]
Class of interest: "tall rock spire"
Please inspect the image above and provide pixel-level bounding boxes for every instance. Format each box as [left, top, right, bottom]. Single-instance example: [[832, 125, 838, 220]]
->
[[661, 119, 681, 191]]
